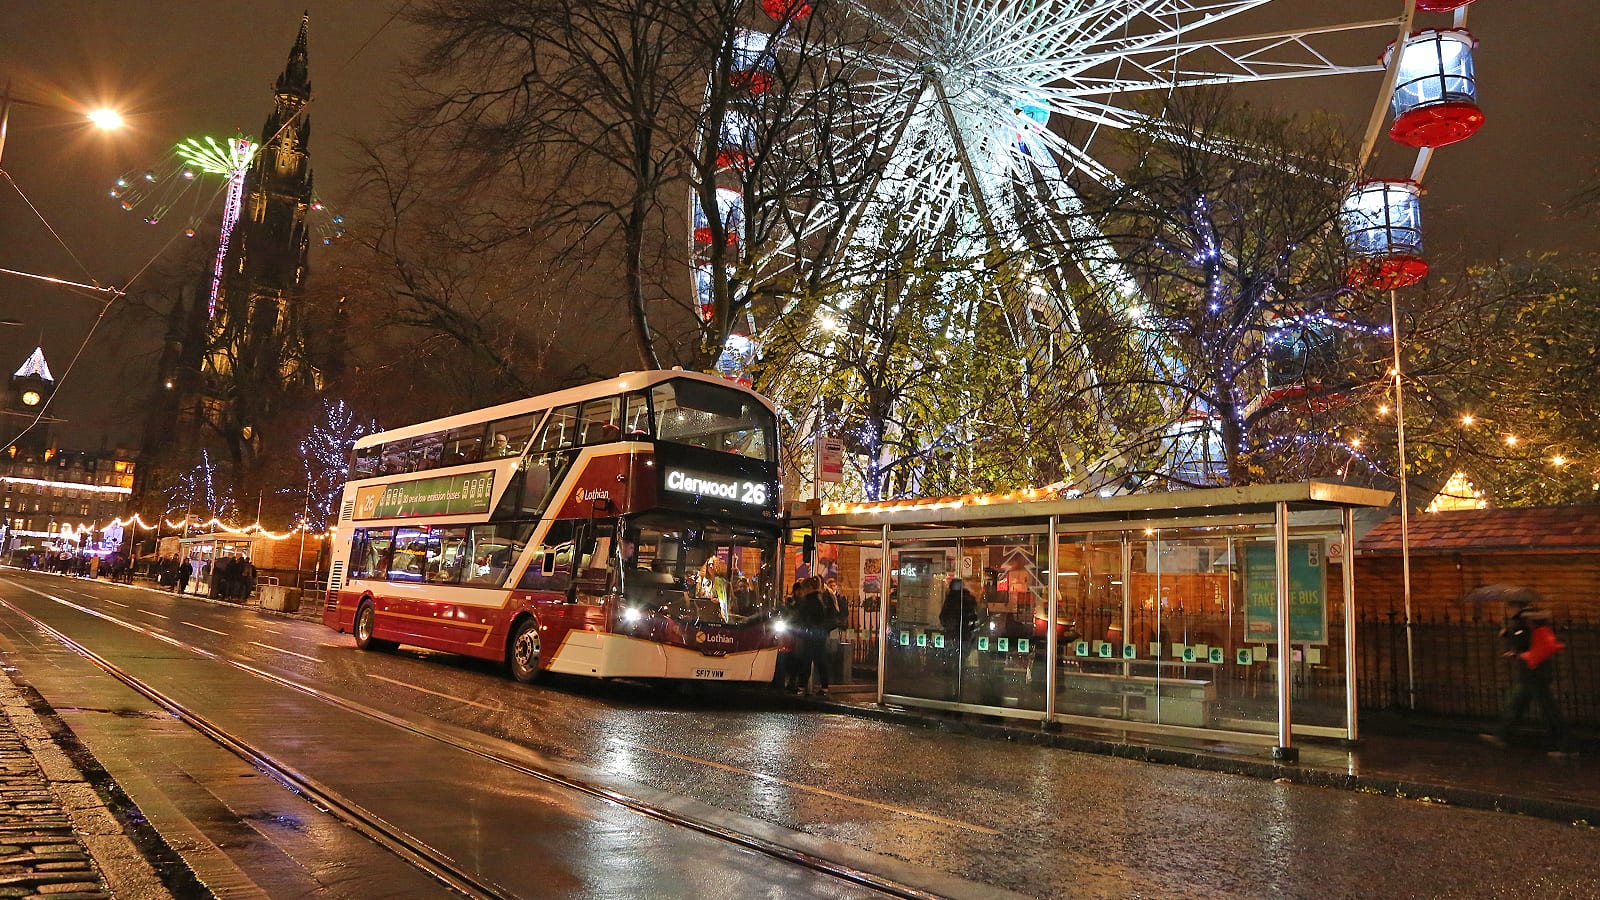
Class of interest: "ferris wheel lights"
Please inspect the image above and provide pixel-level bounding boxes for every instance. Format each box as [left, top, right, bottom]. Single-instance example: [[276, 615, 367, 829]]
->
[[142, 170, 157, 182], [1385, 29, 1484, 148]]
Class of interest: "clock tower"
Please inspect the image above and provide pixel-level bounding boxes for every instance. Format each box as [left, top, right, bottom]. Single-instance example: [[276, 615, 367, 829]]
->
[[4, 347, 60, 454]]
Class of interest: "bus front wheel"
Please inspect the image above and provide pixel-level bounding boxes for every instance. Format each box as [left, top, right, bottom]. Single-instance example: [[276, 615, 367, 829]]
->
[[354, 601, 396, 652], [509, 618, 543, 684]]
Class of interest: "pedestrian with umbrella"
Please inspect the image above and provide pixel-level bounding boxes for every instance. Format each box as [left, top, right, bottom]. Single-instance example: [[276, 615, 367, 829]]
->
[[1467, 585, 1577, 757]]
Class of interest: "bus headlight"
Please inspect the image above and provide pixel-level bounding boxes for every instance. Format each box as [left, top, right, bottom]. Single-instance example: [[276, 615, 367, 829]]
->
[[772, 620, 788, 634], [622, 607, 643, 624]]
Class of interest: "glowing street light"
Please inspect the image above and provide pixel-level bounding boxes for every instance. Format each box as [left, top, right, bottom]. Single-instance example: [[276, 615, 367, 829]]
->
[[0, 79, 125, 168]]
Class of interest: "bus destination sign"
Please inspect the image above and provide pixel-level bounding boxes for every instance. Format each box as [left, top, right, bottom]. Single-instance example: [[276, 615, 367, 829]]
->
[[663, 467, 769, 508], [354, 470, 496, 520]]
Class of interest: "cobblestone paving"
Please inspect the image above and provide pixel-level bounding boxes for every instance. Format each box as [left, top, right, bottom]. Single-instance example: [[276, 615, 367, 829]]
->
[[0, 731, 109, 899]]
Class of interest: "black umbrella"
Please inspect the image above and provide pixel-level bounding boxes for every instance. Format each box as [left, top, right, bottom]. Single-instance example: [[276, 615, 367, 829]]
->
[[1461, 583, 1541, 606]]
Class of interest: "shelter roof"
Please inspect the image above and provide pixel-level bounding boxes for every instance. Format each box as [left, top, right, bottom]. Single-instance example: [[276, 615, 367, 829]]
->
[[801, 481, 1393, 536]]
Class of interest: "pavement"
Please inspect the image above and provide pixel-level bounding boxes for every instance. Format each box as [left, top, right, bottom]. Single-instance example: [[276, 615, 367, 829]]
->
[[0, 574, 1591, 898]]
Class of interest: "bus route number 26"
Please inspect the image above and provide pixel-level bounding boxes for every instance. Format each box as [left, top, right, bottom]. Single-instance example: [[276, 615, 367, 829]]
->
[[740, 482, 767, 506]]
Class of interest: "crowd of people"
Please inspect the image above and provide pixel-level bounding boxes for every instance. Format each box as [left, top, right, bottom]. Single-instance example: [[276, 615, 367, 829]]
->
[[776, 575, 850, 696], [14, 551, 263, 603], [18, 551, 136, 583], [148, 554, 258, 601]]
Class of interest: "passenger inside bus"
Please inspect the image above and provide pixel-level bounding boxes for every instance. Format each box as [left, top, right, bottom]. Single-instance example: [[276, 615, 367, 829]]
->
[[485, 433, 513, 458]]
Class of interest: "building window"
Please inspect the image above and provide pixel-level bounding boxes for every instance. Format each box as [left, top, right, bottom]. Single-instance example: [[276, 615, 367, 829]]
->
[[79, 503, 90, 516]]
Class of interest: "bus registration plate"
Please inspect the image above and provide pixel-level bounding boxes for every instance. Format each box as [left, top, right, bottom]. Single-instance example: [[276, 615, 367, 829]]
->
[[693, 668, 726, 679]]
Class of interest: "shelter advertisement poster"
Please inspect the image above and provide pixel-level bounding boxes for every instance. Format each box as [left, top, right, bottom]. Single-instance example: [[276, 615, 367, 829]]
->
[[1243, 539, 1328, 645], [353, 470, 496, 520]]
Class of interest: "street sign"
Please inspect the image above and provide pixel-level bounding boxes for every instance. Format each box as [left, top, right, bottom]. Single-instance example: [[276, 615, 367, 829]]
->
[[816, 435, 845, 483]]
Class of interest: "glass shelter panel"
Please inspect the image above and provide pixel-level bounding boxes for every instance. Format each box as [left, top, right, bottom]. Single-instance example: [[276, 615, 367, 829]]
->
[[882, 533, 1048, 715], [1053, 530, 1268, 732]]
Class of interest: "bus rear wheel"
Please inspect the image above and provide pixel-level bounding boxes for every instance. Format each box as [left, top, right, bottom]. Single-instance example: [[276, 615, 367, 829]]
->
[[509, 618, 543, 684], [354, 601, 396, 652]]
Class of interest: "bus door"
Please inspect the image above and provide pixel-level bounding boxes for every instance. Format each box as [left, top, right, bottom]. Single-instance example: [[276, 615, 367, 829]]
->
[[569, 517, 618, 633]]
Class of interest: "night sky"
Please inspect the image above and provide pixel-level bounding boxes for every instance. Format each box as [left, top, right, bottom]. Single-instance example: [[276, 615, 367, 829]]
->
[[0, 1, 1594, 451]]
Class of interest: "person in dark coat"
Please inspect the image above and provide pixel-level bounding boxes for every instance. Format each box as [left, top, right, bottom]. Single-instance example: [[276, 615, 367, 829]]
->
[[176, 560, 193, 595], [786, 577, 833, 696], [939, 578, 980, 645]]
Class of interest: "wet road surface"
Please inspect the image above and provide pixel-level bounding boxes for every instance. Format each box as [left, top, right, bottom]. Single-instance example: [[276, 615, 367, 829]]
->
[[1, 571, 1596, 899]]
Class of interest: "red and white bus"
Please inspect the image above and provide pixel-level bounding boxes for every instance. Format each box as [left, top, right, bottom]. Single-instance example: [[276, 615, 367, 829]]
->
[[322, 371, 785, 683]]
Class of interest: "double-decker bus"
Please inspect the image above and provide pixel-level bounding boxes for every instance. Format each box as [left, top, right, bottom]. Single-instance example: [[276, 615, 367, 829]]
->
[[322, 371, 784, 683]]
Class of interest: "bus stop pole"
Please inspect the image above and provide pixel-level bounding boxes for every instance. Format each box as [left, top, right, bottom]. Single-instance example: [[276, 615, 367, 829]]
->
[[1343, 507, 1360, 742], [876, 524, 890, 703], [1044, 516, 1058, 722], [1273, 500, 1297, 762]]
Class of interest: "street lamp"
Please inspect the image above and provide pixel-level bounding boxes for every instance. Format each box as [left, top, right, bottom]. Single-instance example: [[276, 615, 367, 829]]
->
[[0, 79, 125, 168]]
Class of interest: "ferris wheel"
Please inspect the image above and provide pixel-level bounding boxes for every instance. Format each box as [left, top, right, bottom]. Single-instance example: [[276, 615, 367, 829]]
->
[[693, 0, 1487, 484]]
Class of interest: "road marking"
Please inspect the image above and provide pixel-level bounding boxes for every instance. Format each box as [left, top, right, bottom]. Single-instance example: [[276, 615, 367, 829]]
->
[[248, 641, 320, 663], [136, 609, 170, 620], [627, 743, 1001, 835], [181, 622, 228, 636], [366, 674, 504, 712], [99, 599, 129, 608]]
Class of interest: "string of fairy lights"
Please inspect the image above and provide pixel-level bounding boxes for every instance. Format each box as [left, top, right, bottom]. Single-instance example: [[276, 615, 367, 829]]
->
[[48, 514, 331, 547]]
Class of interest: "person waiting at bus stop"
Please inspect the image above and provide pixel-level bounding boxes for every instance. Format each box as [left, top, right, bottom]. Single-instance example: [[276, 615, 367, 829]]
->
[[785, 577, 833, 696]]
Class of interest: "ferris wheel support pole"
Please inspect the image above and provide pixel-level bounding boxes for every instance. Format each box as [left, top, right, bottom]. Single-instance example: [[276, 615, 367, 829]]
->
[[1390, 289, 1416, 711], [1357, 0, 1419, 171]]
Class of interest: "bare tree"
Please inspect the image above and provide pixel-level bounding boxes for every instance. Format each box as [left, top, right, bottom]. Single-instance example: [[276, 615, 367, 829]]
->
[[1080, 90, 1389, 487]]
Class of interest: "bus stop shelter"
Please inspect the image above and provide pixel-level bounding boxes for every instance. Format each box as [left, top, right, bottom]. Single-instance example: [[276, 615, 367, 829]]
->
[[794, 481, 1392, 760]]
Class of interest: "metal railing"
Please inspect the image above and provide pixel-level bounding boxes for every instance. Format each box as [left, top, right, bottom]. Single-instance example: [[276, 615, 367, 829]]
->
[[1357, 610, 1600, 729]]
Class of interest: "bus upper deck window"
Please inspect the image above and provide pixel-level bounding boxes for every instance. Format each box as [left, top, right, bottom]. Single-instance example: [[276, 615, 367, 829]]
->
[[580, 397, 622, 445], [534, 406, 579, 453], [624, 393, 650, 437]]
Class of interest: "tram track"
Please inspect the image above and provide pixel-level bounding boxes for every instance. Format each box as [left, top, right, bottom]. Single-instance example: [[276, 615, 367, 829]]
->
[[0, 583, 942, 899]]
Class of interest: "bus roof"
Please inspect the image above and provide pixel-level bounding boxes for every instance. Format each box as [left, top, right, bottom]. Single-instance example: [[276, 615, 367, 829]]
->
[[351, 370, 775, 449]]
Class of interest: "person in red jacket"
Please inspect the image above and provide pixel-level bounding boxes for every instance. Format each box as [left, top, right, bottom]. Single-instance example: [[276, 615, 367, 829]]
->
[[1482, 598, 1576, 756]]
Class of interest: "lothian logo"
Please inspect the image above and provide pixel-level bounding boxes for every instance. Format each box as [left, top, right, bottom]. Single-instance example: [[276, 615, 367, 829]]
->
[[694, 630, 734, 645], [579, 488, 611, 502]]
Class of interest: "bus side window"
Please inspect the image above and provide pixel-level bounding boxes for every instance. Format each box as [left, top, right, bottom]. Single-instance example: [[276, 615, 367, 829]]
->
[[349, 529, 370, 577], [352, 447, 380, 479], [392, 527, 430, 582], [487, 411, 543, 459], [361, 528, 395, 580], [414, 434, 445, 472], [518, 520, 575, 592], [623, 392, 650, 437], [534, 406, 578, 453], [443, 426, 484, 466], [579, 397, 622, 445], [428, 527, 468, 584], [380, 439, 411, 475]]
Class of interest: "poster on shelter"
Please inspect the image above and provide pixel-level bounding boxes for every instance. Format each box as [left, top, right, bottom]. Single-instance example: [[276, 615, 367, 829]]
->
[[1243, 539, 1328, 645]]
